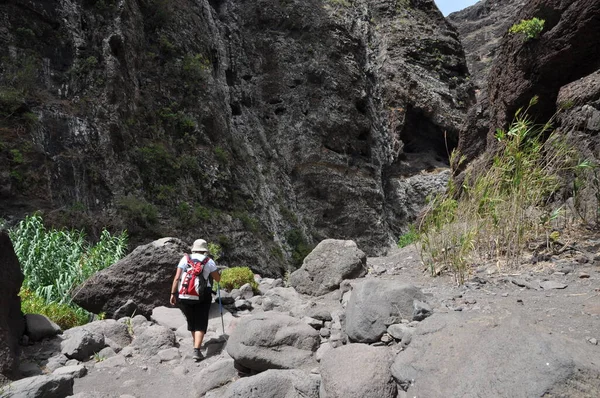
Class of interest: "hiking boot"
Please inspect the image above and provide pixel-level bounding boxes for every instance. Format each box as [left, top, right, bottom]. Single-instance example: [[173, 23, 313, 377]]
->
[[193, 348, 204, 362]]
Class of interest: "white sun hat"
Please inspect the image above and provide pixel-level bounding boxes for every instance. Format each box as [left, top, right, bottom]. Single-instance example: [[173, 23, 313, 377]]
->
[[191, 239, 209, 252]]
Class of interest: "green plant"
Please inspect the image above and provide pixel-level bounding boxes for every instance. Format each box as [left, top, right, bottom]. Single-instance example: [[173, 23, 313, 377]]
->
[[93, 352, 105, 362], [11, 214, 128, 306], [182, 53, 211, 82], [217, 267, 257, 292], [509, 18, 545, 40], [207, 242, 223, 261], [214, 146, 228, 163], [419, 98, 586, 283], [397, 225, 419, 248], [20, 287, 89, 330], [117, 195, 158, 227], [285, 229, 313, 268]]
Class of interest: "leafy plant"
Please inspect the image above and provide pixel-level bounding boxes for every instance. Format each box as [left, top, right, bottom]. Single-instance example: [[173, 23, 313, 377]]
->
[[207, 242, 222, 261], [419, 98, 586, 283], [509, 18, 545, 41], [10, 214, 128, 305], [397, 225, 419, 248], [217, 267, 257, 292], [20, 287, 88, 330]]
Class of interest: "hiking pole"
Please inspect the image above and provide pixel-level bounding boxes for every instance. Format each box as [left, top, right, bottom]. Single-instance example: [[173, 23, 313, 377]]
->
[[217, 281, 225, 336]]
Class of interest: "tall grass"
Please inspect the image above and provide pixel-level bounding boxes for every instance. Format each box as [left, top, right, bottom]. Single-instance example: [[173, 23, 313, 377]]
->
[[419, 98, 590, 283], [10, 214, 127, 307]]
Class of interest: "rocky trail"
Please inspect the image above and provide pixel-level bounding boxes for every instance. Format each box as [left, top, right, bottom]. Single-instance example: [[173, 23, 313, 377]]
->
[[7, 236, 600, 398]]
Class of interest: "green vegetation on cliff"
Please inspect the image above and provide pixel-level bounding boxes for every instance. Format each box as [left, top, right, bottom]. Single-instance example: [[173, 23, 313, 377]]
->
[[419, 99, 594, 283]]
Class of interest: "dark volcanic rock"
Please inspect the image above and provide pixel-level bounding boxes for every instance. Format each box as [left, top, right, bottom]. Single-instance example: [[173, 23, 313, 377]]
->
[[0, 231, 25, 382], [71, 237, 188, 319], [0, 0, 473, 275], [448, 0, 527, 90], [457, 0, 600, 172]]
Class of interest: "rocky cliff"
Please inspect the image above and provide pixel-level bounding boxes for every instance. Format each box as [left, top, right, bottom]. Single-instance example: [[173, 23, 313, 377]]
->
[[0, 0, 473, 275], [447, 0, 526, 91], [456, 0, 600, 217]]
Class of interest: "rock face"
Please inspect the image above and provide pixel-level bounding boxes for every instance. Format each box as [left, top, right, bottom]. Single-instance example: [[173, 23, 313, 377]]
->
[[290, 239, 366, 296], [457, 0, 600, 168], [0, 0, 472, 275], [448, 0, 527, 90], [345, 279, 425, 343], [71, 237, 188, 318], [0, 232, 24, 382]]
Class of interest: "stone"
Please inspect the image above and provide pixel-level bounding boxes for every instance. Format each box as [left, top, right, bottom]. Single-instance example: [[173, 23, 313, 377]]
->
[[61, 327, 105, 361], [290, 240, 367, 296], [52, 364, 87, 378], [25, 314, 61, 342], [151, 306, 186, 330], [239, 283, 254, 300], [413, 300, 433, 321], [387, 324, 413, 342], [226, 312, 320, 372], [157, 347, 180, 362], [345, 279, 426, 343], [192, 358, 238, 397], [94, 355, 128, 369], [18, 361, 42, 377], [321, 343, 396, 398], [221, 369, 320, 398], [0, 232, 25, 381], [539, 281, 568, 290], [3, 374, 74, 397], [72, 238, 189, 318], [131, 325, 176, 356]]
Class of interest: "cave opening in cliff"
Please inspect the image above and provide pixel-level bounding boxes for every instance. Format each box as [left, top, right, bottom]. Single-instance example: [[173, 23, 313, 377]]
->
[[400, 106, 457, 165]]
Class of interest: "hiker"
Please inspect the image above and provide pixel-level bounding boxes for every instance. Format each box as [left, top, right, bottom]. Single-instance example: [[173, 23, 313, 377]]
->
[[170, 239, 221, 361]]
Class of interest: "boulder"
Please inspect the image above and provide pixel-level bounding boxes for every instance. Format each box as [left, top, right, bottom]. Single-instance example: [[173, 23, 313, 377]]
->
[[221, 369, 320, 398], [345, 279, 426, 343], [227, 312, 320, 372], [60, 328, 105, 361], [71, 237, 189, 318], [3, 374, 74, 398], [85, 319, 131, 352], [25, 314, 61, 342], [0, 231, 24, 381], [131, 324, 176, 356], [391, 313, 600, 397], [321, 344, 396, 398], [151, 306, 186, 330], [290, 240, 366, 296], [193, 358, 238, 397]]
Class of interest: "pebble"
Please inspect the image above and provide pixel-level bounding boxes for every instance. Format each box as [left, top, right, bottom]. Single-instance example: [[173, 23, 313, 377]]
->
[[501, 293, 509, 297], [579, 272, 590, 279], [517, 299, 524, 305], [587, 338, 598, 345]]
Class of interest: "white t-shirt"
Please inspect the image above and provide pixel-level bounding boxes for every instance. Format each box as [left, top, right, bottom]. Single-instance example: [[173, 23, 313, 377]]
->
[[177, 253, 218, 287]]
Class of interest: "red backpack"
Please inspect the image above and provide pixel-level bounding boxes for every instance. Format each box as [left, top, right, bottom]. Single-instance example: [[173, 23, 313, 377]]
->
[[178, 254, 210, 303]]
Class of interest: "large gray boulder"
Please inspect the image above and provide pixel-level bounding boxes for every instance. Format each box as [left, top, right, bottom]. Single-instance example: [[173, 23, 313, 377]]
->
[[345, 279, 426, 343], [226, 312, 320, 372], [321, 344, 396, 398], [131, 324, 176, 356], [290, 240, 366, 296], [25, 314, 61, 342], [3, 374, 74, 398], [0, 231, 24, 382], [391, 313, 600, 397], [193, 359, 238, 397], [221, 369, 320, 398], [60, 328, 105, 361], [71, 237, 189, 318]]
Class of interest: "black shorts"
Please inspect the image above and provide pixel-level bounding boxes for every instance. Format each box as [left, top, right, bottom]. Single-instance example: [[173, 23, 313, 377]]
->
[[178, 290, 212, 332]]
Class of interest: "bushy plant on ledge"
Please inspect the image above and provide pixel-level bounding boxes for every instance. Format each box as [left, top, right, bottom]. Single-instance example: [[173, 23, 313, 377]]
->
[[216, 266, 258, 292], [509, 18, 545, 41]]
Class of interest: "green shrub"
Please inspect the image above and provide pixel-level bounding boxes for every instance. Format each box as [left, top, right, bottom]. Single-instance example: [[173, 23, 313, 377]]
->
[[20, 288, 88, 330], [117, 195, 158, 227], [285, 229, 313, 268], [509, 18, 545, 40], [207, 242, 222, 261], [397, 225, 419, 248], [217, 267, 257, 292], [419, 97, 585, 283], [10, 214, 128, 305]]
